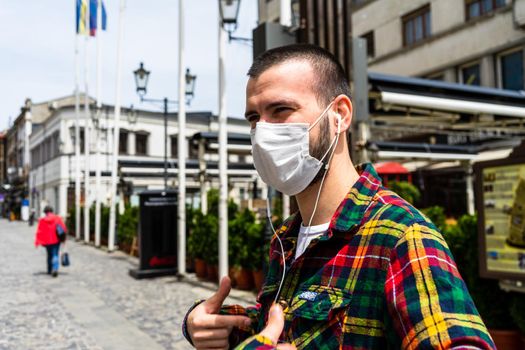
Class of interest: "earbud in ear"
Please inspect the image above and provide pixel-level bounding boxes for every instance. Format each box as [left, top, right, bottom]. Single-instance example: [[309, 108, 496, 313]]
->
[[336, 114, 341, 134]]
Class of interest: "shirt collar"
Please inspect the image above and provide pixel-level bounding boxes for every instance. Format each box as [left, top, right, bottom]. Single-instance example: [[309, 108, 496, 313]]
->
[[277, 163, 382, 240]]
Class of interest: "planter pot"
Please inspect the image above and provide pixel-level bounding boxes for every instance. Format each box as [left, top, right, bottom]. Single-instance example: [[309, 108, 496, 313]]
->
[[235, 267, 254, 290], [194, 259, 207, 279], [252, 270, 265, 291], [207, 264, 219, 282], [229, 267, 237, 288], [489, 329, 523, 350], [186, 257, 195, 273]]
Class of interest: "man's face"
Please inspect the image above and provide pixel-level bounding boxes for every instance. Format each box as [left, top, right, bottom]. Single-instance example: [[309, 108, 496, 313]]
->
[[245, 60, 332, 163]]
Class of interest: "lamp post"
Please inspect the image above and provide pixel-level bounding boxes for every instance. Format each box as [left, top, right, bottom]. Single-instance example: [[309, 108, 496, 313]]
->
[[133, 62, 196, 189], [91, 105, 102, 247], [217, 0, 247, 281]]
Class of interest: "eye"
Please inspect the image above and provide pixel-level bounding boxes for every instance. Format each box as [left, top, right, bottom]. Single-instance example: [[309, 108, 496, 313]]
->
[[274, 106, 290, 114]]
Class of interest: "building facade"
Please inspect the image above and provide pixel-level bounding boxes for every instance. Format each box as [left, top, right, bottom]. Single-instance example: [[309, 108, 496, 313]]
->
[[352, 0, 525, 90], [27, 95, 256, 218]]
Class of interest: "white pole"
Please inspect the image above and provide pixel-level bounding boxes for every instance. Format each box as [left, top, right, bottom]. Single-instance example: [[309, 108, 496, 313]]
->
[[75, 33, 82, 240], [84, 1, 91, 243], [177, 0, 187, 276], [282, 194, 290, 219], [108, 0, 126, 252], [218, 19, 228, 280], [94, 0, 102, 247]]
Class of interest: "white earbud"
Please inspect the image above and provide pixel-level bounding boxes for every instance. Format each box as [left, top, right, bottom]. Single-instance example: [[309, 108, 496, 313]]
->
[[336, 114, 341, 134]]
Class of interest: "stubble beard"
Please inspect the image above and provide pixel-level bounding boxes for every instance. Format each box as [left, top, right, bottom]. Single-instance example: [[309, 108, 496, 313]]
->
[[308, 117, 332, 186]]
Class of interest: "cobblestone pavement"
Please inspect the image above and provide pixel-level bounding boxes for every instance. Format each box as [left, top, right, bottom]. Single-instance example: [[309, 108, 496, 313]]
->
[[0, 219, 256, 350]]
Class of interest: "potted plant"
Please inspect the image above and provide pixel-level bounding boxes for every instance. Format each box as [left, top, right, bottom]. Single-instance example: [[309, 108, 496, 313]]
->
[[188, 211, 208, 279], [510, 294, 525, 348], [201, 213, 219, 282]]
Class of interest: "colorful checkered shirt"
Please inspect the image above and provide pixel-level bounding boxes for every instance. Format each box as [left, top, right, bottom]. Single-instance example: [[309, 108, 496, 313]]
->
[[184, 164, 495, 349]]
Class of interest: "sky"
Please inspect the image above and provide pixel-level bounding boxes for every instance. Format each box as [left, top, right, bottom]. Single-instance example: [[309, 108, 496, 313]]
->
[[0, 0, 258, 129]]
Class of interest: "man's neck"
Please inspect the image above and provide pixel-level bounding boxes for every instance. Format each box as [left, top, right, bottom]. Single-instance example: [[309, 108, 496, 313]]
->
[[296, 151, 359, 226]]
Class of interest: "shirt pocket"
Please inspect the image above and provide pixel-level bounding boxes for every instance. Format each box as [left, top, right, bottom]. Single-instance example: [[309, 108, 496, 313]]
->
[[286, 285, 351, 348]]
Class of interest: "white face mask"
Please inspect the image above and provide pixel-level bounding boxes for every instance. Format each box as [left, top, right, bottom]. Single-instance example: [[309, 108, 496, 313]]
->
[[250, 101, 340, 196]]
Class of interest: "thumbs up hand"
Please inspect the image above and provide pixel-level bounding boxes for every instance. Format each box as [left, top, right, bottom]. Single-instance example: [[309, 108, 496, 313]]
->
[[187, 276, 252, 350], [258, 304, 296, 350]]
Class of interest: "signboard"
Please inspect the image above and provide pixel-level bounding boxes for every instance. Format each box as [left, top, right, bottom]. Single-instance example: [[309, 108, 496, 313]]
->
[[474, 144, 525, 281], [129, 190, 178, 279]]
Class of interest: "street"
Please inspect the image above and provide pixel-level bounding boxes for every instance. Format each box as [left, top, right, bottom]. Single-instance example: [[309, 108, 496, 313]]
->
[[0, 219, 255, 350]]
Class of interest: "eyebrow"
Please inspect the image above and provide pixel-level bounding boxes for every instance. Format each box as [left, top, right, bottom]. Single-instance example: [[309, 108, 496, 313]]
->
[[244, 99, 300, 119]]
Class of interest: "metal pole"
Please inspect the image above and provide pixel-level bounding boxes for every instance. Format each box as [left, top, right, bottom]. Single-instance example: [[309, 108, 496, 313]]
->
[[95, 0, 102, 247], [74, 33, 81, 239], [164, 97, 168, 190], [218, 19, 228, 281], [108, 0, 126, 252], [84, 1, 91, 243], [177, 0, 187, 277], [351, 37, 370, 164]]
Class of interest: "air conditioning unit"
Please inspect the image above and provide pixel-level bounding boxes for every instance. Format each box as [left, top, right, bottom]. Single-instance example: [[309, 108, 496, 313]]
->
[[514, 0, 525, 29], [252, 22, 296, 59]]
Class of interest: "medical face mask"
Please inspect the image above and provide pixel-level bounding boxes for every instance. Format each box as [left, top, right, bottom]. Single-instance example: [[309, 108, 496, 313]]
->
[[264, 105, 342, 302], [250, 102, 339, 196]]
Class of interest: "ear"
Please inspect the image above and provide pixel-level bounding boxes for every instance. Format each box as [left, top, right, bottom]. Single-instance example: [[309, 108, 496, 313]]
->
[[333, 95, 352, 133]]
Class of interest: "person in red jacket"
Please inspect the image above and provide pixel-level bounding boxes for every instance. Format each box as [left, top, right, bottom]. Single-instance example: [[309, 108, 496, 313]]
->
[[34, 206, 67, 277]]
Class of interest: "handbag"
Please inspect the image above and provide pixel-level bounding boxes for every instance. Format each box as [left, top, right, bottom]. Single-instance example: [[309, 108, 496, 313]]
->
[[61, 252, 70, 267], [56, 224, 66, 242]]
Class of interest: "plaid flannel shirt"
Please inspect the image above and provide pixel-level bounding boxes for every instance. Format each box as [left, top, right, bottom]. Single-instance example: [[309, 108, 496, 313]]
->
[[184, 164, 495, 350]]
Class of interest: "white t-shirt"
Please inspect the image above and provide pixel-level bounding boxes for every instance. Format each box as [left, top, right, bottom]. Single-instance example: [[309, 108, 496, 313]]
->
[[295, 222, 330, 259]]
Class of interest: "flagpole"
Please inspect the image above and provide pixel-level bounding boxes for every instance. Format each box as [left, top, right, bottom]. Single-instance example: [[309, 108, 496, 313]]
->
[[74, 16, 81, 240], [108, 0, 126, 252], [94, 0, 102, 247], [84, 0, 91, 243], [177, 0, 187, 277]]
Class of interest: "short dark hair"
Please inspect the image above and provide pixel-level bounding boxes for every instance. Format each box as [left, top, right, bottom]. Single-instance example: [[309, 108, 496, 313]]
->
[[43, 206, 53, 214], [247, 44, 351, 106]]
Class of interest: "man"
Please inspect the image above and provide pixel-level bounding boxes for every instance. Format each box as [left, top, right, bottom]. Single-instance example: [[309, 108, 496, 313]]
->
[[183, 44, 495, 349], [34, 206, 67, 277]]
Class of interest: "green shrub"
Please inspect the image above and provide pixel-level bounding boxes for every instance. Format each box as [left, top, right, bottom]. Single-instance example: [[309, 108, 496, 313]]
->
[[422, 206, 446, 232], [117, 205, 138, 246], [510, 294, 525, 334], [388, 181, 421, 205]]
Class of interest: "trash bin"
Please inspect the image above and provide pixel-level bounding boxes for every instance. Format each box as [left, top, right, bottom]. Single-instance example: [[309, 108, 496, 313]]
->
[[129, 190, 178, 279], [21, 199, 29, 221]]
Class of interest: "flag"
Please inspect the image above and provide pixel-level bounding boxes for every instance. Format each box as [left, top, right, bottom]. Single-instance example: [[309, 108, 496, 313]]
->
[[76, 0, 88, 35], [89, 0, 107, 36]]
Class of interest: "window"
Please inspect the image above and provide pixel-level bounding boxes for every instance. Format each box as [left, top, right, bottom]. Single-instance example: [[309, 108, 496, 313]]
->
[[135, 133, 148, 156], [171, 136, 178, 158], [500, 50, 524, 90], [119, 131, 128, 155], [466, 0, 506, 20], [461, 63, 481, 85], [403, 5, 431, 46], [360, 31, 375, 58]]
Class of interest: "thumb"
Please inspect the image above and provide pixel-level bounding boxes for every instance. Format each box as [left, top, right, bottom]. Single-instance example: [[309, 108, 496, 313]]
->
[[204, 276, 231, 313], [259, 304, 285, 344]]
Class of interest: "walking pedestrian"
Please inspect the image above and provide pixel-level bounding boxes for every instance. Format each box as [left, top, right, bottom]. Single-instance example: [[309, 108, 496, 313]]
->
[[34, 206, 67, 277]]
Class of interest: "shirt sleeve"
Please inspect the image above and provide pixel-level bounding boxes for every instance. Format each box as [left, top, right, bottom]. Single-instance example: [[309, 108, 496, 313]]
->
[[234, 334, 275, 350], [384, 222, 496, 349], [181, 301, 261, 348]]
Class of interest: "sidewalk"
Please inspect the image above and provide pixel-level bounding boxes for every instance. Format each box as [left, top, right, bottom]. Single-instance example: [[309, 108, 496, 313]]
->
[[0, 219, 256, 350]]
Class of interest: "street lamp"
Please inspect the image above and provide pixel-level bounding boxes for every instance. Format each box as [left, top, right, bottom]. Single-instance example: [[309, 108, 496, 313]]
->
[[218, 0, 252, 43], [133, 62, 150, 97], [133, 62, 196, 189]]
